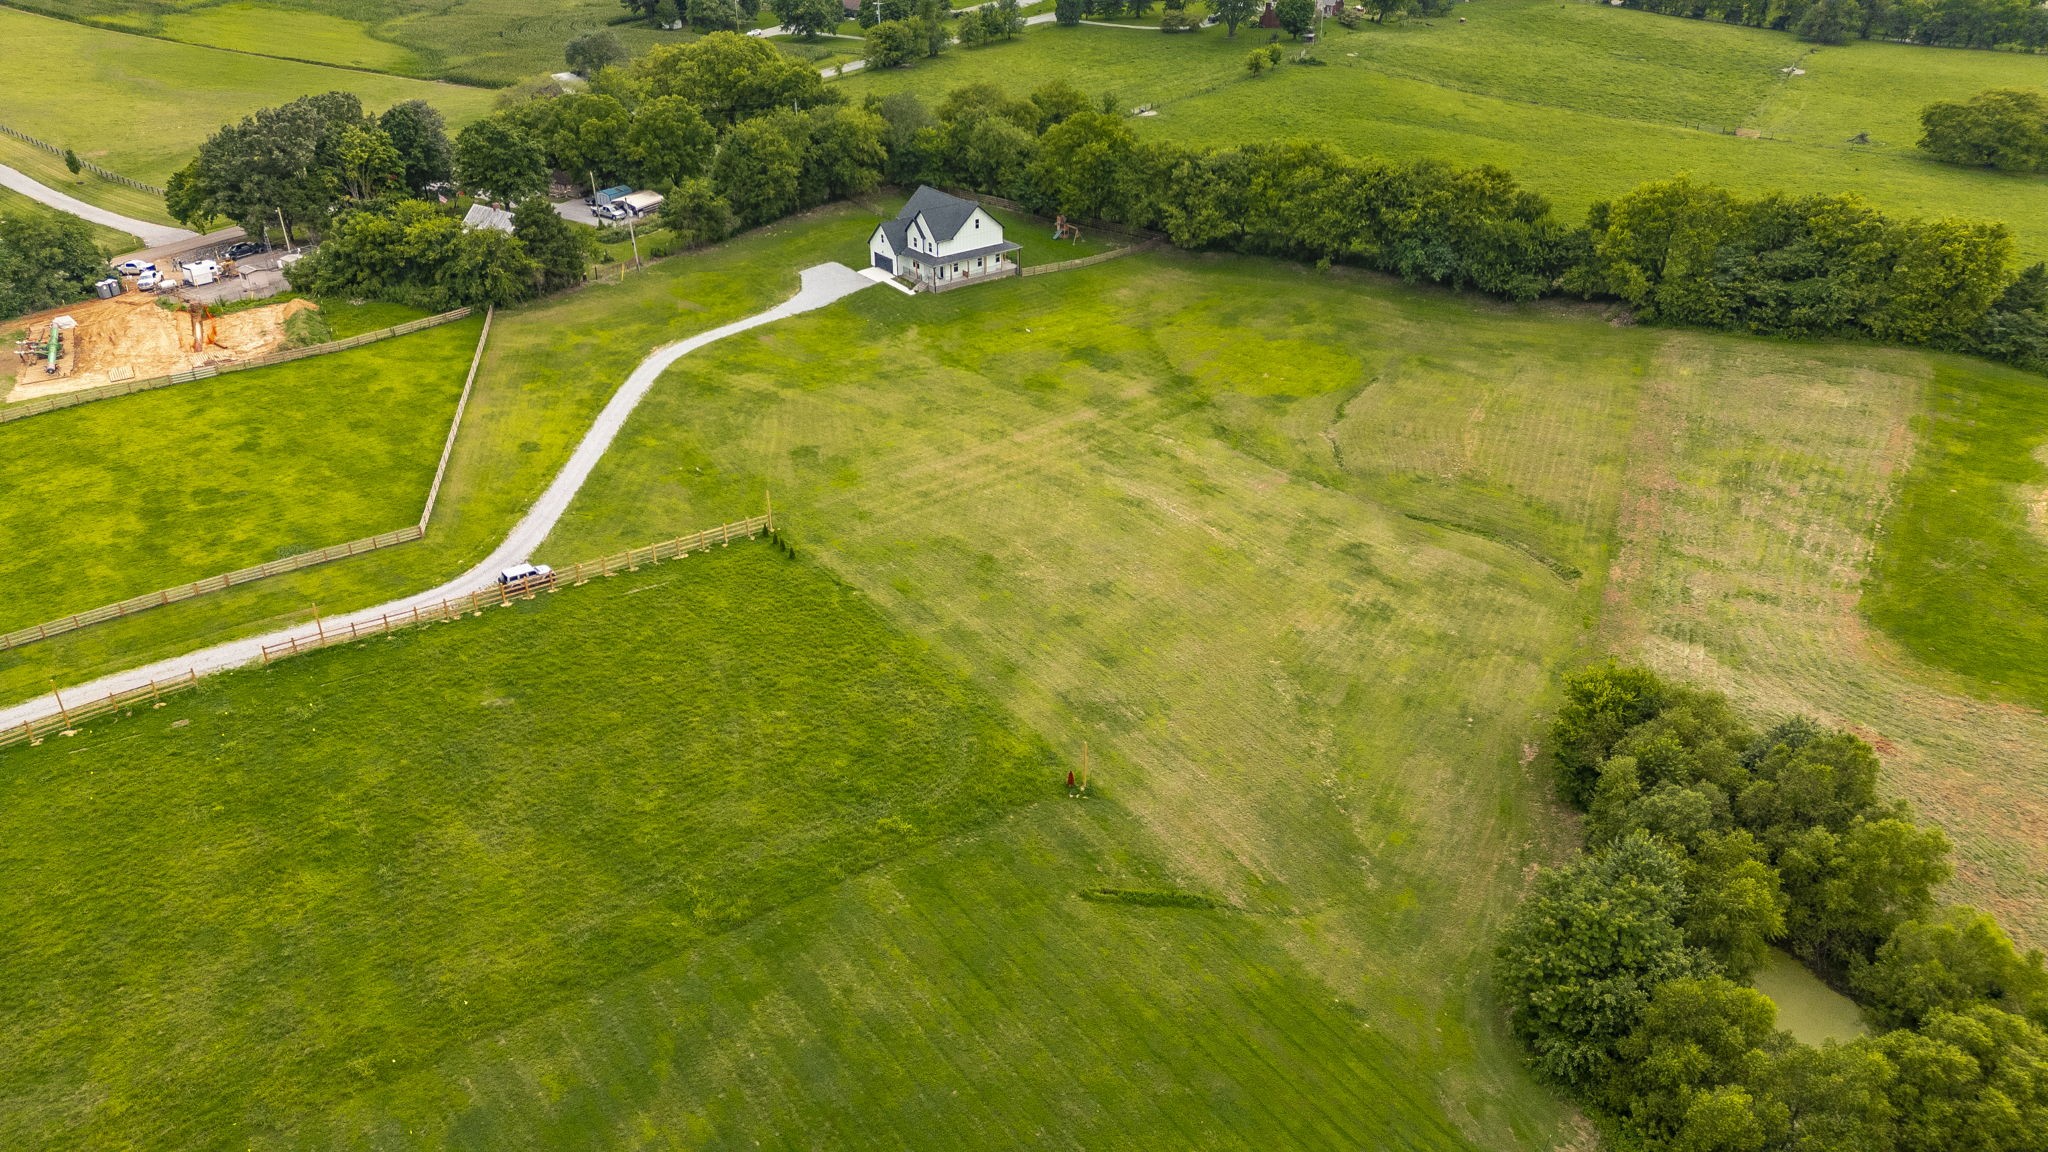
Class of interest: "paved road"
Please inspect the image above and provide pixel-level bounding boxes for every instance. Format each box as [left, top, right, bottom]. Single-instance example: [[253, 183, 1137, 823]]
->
[[0, 262, 877, 734], [0, 163, 194, 248]]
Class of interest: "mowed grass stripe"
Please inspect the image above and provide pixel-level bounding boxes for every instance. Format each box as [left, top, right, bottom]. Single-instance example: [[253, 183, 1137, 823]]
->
[[304, 802, 1479, 1149]]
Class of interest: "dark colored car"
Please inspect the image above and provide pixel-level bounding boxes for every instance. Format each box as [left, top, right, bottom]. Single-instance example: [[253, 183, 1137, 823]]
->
[[223, 241, 268, 261]]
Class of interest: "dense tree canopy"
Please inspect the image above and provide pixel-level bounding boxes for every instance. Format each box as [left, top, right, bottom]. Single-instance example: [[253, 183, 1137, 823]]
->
[[379, 100, 454, 195], [284, 199, 538, 308], [631, 32, 833, 125], [1621, 0, 2048, 51], [166, 91, 392, 239], [454, 117, 550, 203], [1503, 664, 2048, 1150], [0, 210, 105, 320]]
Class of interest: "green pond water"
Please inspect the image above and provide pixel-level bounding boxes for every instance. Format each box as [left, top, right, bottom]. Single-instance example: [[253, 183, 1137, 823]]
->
[[1753, 950, 1869, 1045]]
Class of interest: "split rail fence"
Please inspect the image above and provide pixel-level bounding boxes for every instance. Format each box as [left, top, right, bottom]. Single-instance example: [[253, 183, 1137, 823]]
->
[[0, 526, 425, 652], [0, 122, 165, 195], [0, 514, 776, 749], [0, 308, 474, 425]]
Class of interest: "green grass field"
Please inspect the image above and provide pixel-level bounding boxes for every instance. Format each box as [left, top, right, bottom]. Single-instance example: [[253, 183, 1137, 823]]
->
[[1864, 358, 2048, 714], [847, 1, 2048, 261], [0, 6, 499, 219], [0, 183, 138, 253], [0, 311, 478, 633], [0, 542, 1061, 1149]]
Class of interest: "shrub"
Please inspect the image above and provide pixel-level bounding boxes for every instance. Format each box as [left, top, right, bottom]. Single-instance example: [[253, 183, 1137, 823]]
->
[[1920, 89, 2048, 173], [1159, 10, 1200, 30]]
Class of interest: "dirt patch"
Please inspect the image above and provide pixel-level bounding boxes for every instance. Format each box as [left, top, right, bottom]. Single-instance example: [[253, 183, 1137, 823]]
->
[[6, 293, 317, 404]]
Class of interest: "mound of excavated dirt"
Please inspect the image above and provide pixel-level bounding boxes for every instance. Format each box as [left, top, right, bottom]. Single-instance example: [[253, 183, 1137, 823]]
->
[[6, 294, 319, 404]]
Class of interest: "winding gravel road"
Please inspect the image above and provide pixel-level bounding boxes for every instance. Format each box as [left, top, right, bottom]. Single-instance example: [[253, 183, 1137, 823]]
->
[[0, 262, 875, 734], [0, 163, 195, 248]]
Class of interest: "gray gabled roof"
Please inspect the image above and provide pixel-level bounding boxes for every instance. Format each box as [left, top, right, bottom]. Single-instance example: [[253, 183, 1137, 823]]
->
[[897, 185, 978, 244]]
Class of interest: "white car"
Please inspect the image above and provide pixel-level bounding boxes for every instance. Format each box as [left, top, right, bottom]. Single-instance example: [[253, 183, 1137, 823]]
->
[[116, 259, 156, 276], [496, 563, 555, 588], [136, 268, 167, 290]]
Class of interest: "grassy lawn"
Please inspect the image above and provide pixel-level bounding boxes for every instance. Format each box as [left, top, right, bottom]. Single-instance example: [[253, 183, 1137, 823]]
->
[[0, 542, 1053, 1149], [0, 6, 499, 215], [0, 205, 874, 707], [0, 183, 138, 253], [846, 2, 2048, 261], [0, 313, 479, 633], [1864, 357, 2048, 712]]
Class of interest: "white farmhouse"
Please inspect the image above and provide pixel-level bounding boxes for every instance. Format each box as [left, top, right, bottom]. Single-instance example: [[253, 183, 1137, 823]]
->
[[868, 186, 1020, 291]]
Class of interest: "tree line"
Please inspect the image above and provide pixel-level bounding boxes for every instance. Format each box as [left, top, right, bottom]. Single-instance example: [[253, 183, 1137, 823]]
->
[[873, 81, 2048, 373], [1619, 0, 2048, 49], [1500, 664, 2048, 1149]]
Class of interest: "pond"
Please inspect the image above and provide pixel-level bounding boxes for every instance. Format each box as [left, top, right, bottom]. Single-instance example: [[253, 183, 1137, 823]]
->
[[1753, 950, 1869, 1045]]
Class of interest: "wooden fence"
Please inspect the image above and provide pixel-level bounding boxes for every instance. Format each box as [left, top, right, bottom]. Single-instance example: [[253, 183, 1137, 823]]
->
[[419, 306, 493, 529], [0, 122, 165, 195], [1022, 239, 1163, 278], [0, 670, 203, 750], [0, 514, 777, 750], [0, 525, 425, 652], [0, 308, 474, 425], [256, 514, 775, 665]]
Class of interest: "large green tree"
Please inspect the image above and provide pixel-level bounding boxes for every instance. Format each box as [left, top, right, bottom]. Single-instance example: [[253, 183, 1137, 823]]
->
[[0, 210, 105, 320], [165, 91, 381, 239], [1211, 0, 1257, 32], [1920, 88, 2048, 172], [511, 197, 593, 293], [453, 117, 550, 203], [712, 115, 804, 226], [624, 96, 717, 188], [772, 0, 844, 36], [1495, 833, 1708, 1091], [632, 31, 833, 124], [379, 100, 454, 194]]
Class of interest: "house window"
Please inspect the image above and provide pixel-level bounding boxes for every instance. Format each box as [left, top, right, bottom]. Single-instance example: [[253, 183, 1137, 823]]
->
[[976, 257, 984, 269]]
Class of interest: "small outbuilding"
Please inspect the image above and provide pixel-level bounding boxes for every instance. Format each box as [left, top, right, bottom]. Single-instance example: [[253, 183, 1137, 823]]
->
[[867, 186, 1020, 291], [462, 203, 517, 233]]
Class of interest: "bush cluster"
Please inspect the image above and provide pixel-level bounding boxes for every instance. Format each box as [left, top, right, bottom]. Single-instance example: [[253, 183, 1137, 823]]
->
[[1500, 664, 2048, 1148]]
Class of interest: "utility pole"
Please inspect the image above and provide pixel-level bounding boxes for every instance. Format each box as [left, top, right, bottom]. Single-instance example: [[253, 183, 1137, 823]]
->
[[626, 213, 642, 269], [276, 207, 295, 254]]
